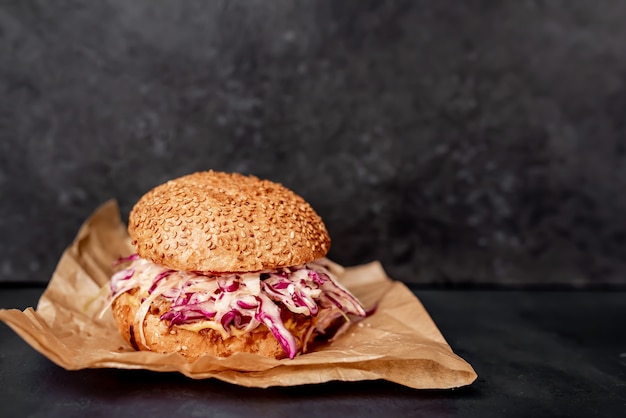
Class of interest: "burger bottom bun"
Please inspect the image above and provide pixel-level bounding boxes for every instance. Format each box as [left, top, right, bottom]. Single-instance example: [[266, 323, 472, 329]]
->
[[111, 291, 322, 360]]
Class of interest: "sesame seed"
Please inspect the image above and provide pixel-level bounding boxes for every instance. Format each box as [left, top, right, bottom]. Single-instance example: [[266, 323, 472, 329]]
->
[[127, 170, 331, 272]]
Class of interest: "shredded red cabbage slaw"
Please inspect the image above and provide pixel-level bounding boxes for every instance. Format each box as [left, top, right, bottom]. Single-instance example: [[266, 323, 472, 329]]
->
[[108, 256, 366, 359]]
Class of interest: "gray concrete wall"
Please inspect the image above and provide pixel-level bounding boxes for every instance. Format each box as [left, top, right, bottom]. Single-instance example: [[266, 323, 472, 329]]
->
[[2, 1, 626, 286]]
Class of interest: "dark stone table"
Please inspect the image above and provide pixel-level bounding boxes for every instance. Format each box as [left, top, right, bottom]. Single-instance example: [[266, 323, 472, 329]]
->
[[1, 286, 624, 417]]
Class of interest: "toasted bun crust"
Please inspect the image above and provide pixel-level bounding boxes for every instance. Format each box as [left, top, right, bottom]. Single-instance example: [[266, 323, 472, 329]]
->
[[128, 171, 330, 272], [112, 290, 316, 360]]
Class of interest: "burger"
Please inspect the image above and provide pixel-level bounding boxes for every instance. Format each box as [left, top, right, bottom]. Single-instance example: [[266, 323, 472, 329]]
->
[[108, 171, 366, 360]]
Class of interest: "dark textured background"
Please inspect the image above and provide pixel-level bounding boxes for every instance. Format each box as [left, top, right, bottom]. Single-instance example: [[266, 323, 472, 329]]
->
[[2, 0, 626, 286]]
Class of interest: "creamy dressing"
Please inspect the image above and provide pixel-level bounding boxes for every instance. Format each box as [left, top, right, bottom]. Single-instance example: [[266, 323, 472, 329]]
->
[[108, 257, 366, 358]]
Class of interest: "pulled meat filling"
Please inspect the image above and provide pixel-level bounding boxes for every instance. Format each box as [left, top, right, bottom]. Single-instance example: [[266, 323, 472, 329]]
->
[[108, 257, 366, 358]]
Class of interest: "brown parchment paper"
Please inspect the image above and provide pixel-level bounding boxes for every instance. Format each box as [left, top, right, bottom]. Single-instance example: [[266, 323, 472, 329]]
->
[[0, 200, 477, 389]]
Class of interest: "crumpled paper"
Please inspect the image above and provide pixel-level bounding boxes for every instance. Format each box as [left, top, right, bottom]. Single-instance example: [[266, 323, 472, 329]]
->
[[0, 200, 477, 389]]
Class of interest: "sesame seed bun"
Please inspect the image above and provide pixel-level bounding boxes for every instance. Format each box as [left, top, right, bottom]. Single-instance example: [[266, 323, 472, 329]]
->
[[128, 171, 331, 272]]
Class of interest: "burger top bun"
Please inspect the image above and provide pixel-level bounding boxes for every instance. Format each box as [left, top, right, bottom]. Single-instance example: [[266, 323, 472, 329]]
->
[[128, 171, 331, 273]]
